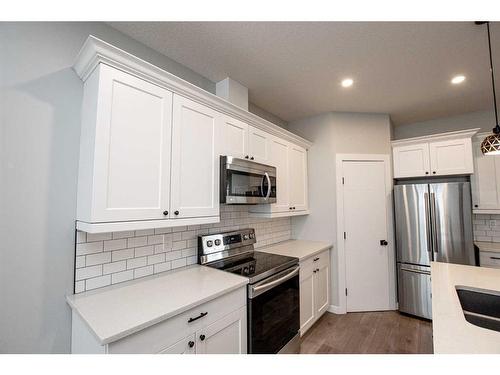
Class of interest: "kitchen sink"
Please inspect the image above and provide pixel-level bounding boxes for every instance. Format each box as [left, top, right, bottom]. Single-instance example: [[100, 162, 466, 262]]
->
[[456, 286, 500, 333]]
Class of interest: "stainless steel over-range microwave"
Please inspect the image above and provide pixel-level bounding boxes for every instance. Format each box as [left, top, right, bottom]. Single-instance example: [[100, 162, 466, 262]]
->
[[220, 156, 277, 205]]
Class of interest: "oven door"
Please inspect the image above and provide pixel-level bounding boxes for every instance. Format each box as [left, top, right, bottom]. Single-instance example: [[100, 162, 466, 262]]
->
[[248, 265, 300, 354], [221, 156, 277, 204]]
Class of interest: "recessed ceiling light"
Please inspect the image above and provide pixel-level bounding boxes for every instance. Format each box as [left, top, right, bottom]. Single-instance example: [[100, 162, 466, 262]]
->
[[341, 78, 354, 88], [451, 75, 466, 84]]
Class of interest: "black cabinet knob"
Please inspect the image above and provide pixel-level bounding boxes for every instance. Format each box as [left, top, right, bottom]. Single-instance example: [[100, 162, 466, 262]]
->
[[474, 204, 479, 208], [174, 210, 179, 215], [250, 156, 254, 160], [432, 171, 436, 174], [199, 334, 206, 341], [188, 341, 195, 348], [425, 171, 429, 175], [163, 210, 168, 216], [380, 240, 388, 246], [289, 207, 292, 210], [292, 207, 296, 210], [245, 155, 249, 159]]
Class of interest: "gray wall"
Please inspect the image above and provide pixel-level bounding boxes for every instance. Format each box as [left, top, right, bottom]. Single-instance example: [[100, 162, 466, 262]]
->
[[393, 110, 494, 140], [0, 22, 286, 353], [287, 112, 392, 307]]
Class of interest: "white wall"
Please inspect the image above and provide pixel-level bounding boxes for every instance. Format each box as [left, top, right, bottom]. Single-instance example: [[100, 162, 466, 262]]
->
[[0, 22, 287, 354], [393, 110, 494, 140], [287, 112, 392, 307]]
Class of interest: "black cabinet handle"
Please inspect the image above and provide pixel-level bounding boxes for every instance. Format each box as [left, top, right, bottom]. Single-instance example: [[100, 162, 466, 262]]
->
[[187, 312, 208, 323], [316, 268, 319, 272], [250, 156, 254, 160], [380, 240, 388, 246], [313, 270, 317, 273], [313, 257, 319, 262], [163, 210, 168, 216], [174, 210, 179, 216], [188, 341, 195, 348], [199, 334, 206, 341]]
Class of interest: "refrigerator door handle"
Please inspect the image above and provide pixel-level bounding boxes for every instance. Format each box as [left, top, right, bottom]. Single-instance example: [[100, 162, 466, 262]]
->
[[430, 192, 438, 254], [424, 192, 432, 254]]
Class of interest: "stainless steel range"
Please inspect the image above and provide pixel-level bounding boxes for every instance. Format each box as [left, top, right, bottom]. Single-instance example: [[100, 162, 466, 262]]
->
[[198, 228, 300, 354]]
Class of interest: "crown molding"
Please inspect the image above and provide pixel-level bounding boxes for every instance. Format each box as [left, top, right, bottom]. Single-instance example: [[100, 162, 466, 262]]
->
[[73, 35, 313, 149], [391, 128, 481, 146]]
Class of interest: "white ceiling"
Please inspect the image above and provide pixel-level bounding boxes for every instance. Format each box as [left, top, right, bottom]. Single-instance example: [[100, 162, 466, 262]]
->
[[109, 22, 500, 125]]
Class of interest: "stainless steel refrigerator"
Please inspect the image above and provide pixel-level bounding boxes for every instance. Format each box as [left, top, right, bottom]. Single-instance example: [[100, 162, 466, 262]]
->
[[394, 182, 475, 319]]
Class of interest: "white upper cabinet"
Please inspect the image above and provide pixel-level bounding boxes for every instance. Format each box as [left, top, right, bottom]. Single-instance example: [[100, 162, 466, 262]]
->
[[73, 36, 313, 232], [248, 126, 271, 163], [288, 144, 309, 211], [170, 95, 221, 219], [249, 137, 309, 217], [392, 143, 430, 178], [77, 64, 173, 223], [471, 135, 500, 213], [429, 138, 473, 176], [220, 115, 248, 158], [392, 129, 479, 179]]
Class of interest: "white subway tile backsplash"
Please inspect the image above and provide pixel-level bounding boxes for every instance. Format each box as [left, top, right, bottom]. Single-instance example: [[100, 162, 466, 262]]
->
[[473, 214, 500, 243], [86, 275, 111, 290], [74, 205, 292, 293]]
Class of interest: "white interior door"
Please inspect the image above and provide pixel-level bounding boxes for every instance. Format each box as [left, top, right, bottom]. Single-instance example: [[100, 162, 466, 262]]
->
[[342, 160, 392, 312], [170, 94, 220, 219]]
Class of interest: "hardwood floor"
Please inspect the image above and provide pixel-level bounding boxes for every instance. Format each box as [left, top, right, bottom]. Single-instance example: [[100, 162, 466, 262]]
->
[[300, 311, 433, 354]]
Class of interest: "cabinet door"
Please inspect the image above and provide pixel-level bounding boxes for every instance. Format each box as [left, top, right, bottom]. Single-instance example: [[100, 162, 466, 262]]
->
[[158, 334, 195, 354], [471, 138, 500, 211], [196, 306, 247, 354], [269, 137, 290, 212], [314, 262, 330, 317], [221, 115, 248, 158], [299, 259, 315, 335], [392, 143, 430, 178], [429, 138, 473, 176], [170, 95, 221, 219], [289, 144, 308, 211], [92, 64, 173, 222], [248, 126, 271, 163]]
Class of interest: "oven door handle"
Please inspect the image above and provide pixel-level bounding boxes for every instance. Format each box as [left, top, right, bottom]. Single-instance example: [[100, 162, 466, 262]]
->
[[250, 266, 299, 299]]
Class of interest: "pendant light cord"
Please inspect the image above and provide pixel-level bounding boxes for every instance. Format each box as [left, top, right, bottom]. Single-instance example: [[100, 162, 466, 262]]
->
[[486, 22, 500, 132]]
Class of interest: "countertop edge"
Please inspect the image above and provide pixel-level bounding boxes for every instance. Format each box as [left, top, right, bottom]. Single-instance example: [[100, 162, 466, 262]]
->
[[258, 240, 332, 261], [66, 277, 248, 345]]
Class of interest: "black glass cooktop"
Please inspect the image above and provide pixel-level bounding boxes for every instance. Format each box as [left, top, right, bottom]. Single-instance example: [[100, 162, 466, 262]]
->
[[207, 251, 298, 284]]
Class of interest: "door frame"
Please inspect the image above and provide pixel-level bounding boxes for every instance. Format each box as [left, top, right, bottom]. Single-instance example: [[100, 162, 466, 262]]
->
[[334, 153, 397, 314]]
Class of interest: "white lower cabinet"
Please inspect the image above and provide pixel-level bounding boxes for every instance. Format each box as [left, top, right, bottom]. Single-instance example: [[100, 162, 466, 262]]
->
[[71, 287, 247, 354], [479, 251, 500, 269], [299, 249, 330, 335]]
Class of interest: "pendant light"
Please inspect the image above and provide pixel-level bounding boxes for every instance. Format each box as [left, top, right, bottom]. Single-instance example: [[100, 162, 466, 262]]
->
[[478, 21, 500, 155]]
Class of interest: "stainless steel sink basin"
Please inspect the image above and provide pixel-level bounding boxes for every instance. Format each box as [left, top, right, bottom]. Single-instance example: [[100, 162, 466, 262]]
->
[[456, 286, 500, 333]]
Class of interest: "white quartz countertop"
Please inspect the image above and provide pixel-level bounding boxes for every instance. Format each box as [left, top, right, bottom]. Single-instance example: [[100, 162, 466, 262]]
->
[[258, 239, 332, 261], [66, 265, 248, 345], [475, 241, 500, 253], [431, 262, 500, 353]]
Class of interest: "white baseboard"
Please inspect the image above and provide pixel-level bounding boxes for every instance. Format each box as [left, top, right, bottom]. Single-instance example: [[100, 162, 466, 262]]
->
[[327, 304, 345, 314]]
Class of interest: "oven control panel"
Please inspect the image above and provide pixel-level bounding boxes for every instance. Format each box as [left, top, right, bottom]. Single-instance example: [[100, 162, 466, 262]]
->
[[198, 228, 256, 256]]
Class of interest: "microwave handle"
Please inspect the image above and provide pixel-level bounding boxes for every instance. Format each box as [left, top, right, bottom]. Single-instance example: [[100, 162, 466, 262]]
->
[[265, 172, 271, 199]]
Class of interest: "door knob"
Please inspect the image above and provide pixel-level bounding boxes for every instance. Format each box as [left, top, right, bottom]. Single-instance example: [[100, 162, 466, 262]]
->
[[380, 240, 388, 246]]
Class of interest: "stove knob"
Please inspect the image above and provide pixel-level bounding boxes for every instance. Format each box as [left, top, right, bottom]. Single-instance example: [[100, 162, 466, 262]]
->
[[243, 267, 249, 274], [214, 239, 221, 246], [243, 234, 249, 240], [249, 265, 255, 273], [206, 240, 213, 247], [249, 233, 255, 239]]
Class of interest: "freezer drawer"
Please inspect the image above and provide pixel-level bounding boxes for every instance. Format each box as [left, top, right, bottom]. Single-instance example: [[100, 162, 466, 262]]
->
[[397, 263, 432, 320]]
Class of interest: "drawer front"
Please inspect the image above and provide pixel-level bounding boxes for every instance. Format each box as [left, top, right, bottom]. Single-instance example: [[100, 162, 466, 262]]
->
[[300, 257, 314, 281], [480, 251, 500, 269], [108, 287, 246, 353], [311, 249, 330, 269]]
